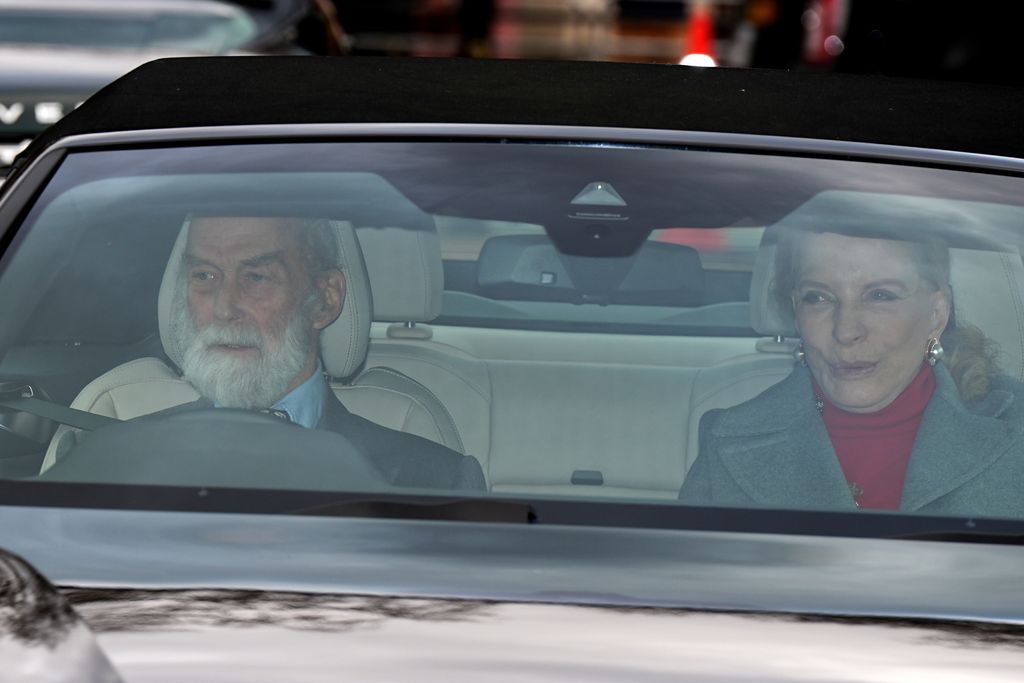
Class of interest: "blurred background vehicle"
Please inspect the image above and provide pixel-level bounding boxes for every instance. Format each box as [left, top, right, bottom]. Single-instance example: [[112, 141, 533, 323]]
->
[[0, 0, 309, 177]]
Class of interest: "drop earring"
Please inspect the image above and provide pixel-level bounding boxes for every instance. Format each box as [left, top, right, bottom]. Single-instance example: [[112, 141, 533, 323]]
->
[[925, 337, 944, 366]]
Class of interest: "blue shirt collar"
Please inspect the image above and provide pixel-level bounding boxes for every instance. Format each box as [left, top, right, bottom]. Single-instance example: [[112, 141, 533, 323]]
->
[[271, 360, 327, 429]]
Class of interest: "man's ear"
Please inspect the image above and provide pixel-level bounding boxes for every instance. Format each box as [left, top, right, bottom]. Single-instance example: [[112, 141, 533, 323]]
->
[[311, 268, 345, 331]]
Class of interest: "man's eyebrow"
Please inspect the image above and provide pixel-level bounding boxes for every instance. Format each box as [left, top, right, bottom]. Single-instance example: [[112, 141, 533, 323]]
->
[[240, 251, 285, 268], [183, 253, 211, 268], [183, 251, 285, 268], [796, 278, 912, 291]]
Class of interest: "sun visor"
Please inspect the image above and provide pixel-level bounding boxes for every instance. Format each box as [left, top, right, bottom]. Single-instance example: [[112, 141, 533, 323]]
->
[[767, 190, 1023, 250]]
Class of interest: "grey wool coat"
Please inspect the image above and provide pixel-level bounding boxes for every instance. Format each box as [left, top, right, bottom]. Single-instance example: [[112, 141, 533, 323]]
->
[[679, 363, 1024, 517]]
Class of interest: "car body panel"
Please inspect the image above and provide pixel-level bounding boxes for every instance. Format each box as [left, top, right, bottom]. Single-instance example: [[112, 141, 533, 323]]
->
[[0, 504, 1021, 622], [67, 589, 1024, 683]]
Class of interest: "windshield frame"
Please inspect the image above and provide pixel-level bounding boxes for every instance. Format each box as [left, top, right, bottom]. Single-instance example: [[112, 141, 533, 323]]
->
[[25, 122, 1024, 171]]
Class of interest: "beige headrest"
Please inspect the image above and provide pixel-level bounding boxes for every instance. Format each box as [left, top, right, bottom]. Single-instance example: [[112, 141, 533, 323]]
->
[[949, 249, 1024, 382], [357, 224, 443, 323], [158, 218, 372, 380]]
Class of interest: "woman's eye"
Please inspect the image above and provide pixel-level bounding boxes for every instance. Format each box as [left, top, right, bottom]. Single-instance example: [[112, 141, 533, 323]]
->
[[868, 289, 898, 302], [191, 271, 216, 282], [245, 272, 268, 283]]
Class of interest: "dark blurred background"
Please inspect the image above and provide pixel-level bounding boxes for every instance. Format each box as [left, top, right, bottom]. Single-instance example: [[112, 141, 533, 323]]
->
[[2, 0, 1022, 171], [294, 0, 1024, 85]]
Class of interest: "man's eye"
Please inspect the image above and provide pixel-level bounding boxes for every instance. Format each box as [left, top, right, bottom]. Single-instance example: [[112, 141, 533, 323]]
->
[[245, 272, 268, 283], [799, 291, 829, 305]]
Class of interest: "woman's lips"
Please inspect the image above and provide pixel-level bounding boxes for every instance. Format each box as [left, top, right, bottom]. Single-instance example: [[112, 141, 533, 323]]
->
[[828, 361, 877, 379]]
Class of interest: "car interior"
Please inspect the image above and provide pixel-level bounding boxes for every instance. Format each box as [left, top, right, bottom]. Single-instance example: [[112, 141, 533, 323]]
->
[[2, 140, 1024, 504]]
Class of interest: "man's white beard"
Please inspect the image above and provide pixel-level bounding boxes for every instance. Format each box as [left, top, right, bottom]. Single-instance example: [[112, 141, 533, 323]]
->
[[172, 297, 315, 410]]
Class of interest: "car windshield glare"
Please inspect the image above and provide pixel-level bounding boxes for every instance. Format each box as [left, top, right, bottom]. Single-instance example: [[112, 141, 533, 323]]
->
[[1, 139, 1023, 527]]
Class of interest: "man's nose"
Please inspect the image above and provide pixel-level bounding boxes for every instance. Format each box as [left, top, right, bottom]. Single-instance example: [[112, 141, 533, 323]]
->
[[832, 302, 866, 345], [212, 277, 244, 322]]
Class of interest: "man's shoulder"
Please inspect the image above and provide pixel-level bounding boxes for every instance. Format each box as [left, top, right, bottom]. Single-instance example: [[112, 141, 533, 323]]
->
[[319, 392, 485, 490]]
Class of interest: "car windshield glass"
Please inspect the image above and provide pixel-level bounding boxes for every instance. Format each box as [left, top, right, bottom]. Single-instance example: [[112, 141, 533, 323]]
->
[[2, 140, 1023, 527], [0, 2, 258, 53]]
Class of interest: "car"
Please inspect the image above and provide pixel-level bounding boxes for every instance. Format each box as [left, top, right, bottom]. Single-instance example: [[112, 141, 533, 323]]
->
[[1, 56, 1024, 681], [0, 0, 310, 179]]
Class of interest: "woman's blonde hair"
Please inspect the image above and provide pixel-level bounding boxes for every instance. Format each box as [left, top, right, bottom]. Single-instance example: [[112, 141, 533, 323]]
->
[[773, 228, 1000, 407]]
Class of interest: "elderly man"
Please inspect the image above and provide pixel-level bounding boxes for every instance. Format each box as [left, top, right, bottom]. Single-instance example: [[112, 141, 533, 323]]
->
[[165, 215, 485, 490]]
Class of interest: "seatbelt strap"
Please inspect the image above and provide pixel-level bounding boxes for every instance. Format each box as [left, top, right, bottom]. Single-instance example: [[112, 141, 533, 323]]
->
[[0, 397, 119, 431]]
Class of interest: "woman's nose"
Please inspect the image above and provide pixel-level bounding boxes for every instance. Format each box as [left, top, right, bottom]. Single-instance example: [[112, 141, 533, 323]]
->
[[832, 303, 866, 345]]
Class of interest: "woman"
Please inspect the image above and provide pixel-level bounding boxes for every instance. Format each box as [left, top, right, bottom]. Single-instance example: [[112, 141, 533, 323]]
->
[[679, 215, 1024, 517]]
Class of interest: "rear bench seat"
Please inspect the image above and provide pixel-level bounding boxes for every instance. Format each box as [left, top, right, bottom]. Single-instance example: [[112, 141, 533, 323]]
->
[[361, 229, 791, 498], [371, 323, 765, 498]]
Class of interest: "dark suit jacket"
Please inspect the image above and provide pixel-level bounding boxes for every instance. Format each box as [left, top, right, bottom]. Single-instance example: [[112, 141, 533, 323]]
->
[[317, 390, 486, 491], [679, 364, 1024, 517], [159, 392, 486, 492]]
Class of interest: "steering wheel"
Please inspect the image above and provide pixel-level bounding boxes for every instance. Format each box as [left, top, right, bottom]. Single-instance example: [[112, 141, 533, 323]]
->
[[41, 408, 389, 492]]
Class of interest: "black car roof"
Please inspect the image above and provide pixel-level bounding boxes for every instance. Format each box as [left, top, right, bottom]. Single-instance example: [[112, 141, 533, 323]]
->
[[18, 56, 1024, 163]]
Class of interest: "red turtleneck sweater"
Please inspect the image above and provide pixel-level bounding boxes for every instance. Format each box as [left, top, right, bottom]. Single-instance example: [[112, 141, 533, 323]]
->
[[812, 364, 935, 509]]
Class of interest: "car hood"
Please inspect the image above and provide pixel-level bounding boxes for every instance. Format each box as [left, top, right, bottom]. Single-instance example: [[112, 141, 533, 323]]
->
[[3, 504, 1023, 681], [2, 505, 1023, 621], [63, 588, 1024, 682]]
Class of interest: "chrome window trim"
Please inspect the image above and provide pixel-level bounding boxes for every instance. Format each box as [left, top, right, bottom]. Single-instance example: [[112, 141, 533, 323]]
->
[[36, 123, 1024, 175]]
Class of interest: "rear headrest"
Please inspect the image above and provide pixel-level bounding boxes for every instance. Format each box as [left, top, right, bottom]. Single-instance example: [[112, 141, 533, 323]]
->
[[356, 224, 443, 322], [750, 191, 1024, 380], [949, 249, 1024, 381], [158, 218, 372, 380]]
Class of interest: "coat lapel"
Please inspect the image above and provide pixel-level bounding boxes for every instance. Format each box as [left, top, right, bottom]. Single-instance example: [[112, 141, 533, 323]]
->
[[711, 363, 1018, 512], [712, 367, 858, 510], [900, 366, 1018, 511], [316, 388, 352, 432]]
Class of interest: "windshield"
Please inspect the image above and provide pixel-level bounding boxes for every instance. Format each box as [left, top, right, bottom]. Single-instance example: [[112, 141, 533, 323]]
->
[[0, 1, 258, 54], [2, 140, 1023, 528]]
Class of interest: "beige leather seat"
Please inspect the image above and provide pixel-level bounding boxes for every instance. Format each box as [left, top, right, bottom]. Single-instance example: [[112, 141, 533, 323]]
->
[[353, 220, 493, 471], [42, 218, 467, 471], [334, 222, 477, 455]]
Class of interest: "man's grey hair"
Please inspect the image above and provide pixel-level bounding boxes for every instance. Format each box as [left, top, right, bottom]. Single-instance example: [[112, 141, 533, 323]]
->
[[289, 217, 341, 279], [180, 215, 341, 278]]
